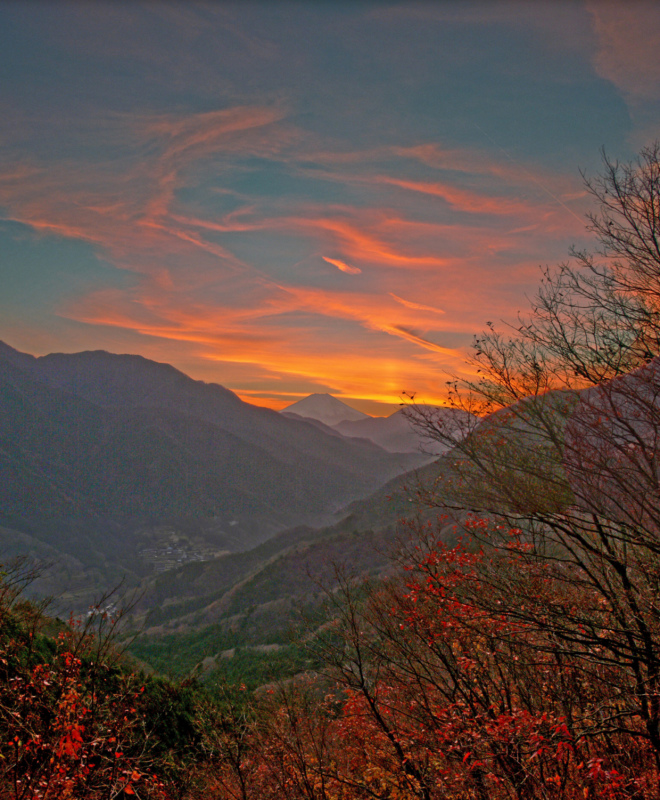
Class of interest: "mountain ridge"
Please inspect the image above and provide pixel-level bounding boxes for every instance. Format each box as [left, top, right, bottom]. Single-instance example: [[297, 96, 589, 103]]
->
[[0, 341, 429, 610]]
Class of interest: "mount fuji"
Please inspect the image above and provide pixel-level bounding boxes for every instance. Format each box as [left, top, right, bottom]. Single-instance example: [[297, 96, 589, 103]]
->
[[282, 393, 370, 427], [282, 394, 461, 455]]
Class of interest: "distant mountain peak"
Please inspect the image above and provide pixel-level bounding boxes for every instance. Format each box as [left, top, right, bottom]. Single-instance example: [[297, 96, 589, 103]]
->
[[282, 393, 370, 426]]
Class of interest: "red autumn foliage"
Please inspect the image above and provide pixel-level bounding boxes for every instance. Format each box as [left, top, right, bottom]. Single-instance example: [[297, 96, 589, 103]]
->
[[0, 579, 173, 800], [202, 516, 660, 799]]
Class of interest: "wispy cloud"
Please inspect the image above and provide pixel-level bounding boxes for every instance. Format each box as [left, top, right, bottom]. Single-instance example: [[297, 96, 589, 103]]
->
[[375, 324, 459, 356], [322, 256, 362, 275], [372, 176, 533, 216], [0, 112, 586, 406], [390, 293, 445, 314], [0, 24, 597, 411]]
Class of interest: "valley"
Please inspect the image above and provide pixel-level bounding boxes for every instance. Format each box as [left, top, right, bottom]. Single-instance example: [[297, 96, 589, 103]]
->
[[0, 340, 452, 618]]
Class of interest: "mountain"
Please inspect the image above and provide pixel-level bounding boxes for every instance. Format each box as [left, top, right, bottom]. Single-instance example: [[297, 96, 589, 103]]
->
[[282, 393, 370, 426], [126, 366, 660, 681], [283, 393, 471, 455], [333, 407, 462, 454], [0, 342, 429, 608], [124, 390, 588, 677]]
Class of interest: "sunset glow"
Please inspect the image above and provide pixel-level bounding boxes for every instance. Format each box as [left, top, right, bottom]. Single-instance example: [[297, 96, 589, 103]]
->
[[1, 2, 659, 414]]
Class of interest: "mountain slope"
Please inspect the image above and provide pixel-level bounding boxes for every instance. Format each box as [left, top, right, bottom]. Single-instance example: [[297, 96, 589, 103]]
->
[[4, 346, 418, 481], [129, 451, 450, 632], [128, 366, 660, 677], [333, 407, 461, 454], [0, 342, 429, 606]]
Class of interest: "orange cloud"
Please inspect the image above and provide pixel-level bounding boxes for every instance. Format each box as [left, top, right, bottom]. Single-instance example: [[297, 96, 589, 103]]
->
[[307, 140, 584, 199], [66, 290, 469, 408], [0, 100, 595, 411], [288, 213, 454, 269], [322, 256, 362, 274], [389, 293, 445, 314], [374, 176, 533, 216], [373, 324, 459, 356], [294, 149, 587, 237], [0, 105, 295, 286]]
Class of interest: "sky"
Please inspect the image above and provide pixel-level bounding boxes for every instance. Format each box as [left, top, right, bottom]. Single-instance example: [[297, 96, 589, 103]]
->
[[1, 2, 659, 415]]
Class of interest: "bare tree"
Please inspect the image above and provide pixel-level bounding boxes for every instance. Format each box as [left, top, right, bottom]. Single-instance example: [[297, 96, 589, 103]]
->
[[405, 142, 660, 761]]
